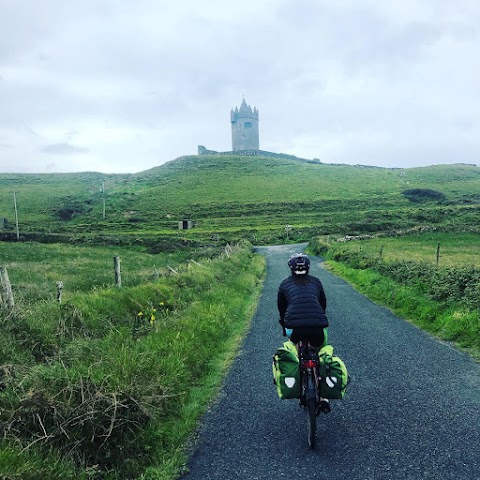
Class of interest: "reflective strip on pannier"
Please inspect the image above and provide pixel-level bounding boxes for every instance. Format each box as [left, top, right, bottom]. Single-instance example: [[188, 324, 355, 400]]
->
[[272, 341, 301, 399], [318, 344, 349, 399]]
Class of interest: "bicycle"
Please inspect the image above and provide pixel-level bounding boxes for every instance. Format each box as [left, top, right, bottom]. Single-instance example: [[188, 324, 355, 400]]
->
[[297, 341, 329, 449]]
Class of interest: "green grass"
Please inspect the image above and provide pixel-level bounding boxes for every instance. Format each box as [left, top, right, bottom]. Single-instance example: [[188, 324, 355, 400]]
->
[[1, 156, 479, 244], [0, 443, 83, 480], [324, 260, 480, 356], [309, 232, 480, 356], [1, 155, 480, 477], [0, 241, 204, 305], [0, 242, 265, 479], [319, 232, 480, 267]]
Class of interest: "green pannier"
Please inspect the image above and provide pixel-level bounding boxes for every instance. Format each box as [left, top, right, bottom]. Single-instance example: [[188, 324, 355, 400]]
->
[[318, 344, 349, 399], [272, 341, 300, 399]]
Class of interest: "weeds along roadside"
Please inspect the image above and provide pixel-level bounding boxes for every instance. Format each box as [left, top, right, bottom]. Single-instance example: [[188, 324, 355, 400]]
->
[[309, 236, 480, 357], [0, 241, 266, 479]]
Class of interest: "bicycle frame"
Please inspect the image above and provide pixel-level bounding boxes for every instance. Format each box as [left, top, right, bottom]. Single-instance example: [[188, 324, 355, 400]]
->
[[297, 341, 321, 448], [298, 343, 320, 396]]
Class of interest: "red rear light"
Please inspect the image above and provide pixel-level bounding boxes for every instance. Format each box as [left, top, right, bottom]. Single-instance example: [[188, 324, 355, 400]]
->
[[304, 360, 317, 369]]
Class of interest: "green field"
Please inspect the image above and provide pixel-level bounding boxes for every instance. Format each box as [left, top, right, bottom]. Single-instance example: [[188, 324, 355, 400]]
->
[[322, 232, 480, 267], [310, 231, 480, 354], [1, 156, 479, 244], [0, 241, 222, 305], [0, 241, 264, 479], [1, 155, 479, 478]]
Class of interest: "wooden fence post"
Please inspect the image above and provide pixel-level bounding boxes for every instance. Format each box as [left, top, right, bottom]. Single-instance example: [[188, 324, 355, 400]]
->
[[436, 242, 441, 266], [56, 281, 64, 302], [0, 266, 15, 308], [114, 256, 121, 287], [13, 192, 20, 241]]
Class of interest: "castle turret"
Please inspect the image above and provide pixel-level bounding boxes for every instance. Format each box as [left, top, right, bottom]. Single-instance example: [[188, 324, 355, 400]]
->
[[231, 98, 259, 151]]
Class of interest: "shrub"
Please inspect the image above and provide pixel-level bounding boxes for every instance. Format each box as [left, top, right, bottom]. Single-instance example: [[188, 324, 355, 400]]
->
[[326, 247, 480, 310], [403, 189, 446, 203], [308, 237, 330, 256]]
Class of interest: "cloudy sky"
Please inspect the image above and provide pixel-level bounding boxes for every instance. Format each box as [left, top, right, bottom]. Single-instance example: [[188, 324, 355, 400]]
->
[[0, 0, 479, 173]]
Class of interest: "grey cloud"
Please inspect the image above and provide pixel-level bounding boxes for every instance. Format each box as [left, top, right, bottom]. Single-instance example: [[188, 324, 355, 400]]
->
[[45, 162, 58, 171], [1, 0, 479, 173], [41, 143, 89, 155]]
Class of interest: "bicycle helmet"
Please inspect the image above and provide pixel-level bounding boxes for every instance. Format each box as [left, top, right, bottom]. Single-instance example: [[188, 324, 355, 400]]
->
[[288, 253, 310, 275]]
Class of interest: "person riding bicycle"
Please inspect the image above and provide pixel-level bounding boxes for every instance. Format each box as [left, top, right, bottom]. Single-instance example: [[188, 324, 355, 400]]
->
[[277, 253, 329, 349], [278, 253, 331, 412]]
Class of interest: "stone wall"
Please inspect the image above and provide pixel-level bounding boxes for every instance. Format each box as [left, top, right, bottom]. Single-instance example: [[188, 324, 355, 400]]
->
[[196, 146, 321, 164]]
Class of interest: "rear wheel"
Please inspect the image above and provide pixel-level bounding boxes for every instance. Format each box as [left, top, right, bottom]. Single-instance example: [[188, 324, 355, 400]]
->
[[306, 373, 317, 449]]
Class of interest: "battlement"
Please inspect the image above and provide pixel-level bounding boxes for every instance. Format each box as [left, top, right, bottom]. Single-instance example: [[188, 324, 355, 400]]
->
[[231, 99, 259, 122]]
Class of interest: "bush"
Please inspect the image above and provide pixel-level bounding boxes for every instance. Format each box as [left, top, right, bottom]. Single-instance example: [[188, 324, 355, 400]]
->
[[403, 189, 446, 203], [308, 237, 330, 256], [324, 247, 480, 311], [324, 259, 480, 351]]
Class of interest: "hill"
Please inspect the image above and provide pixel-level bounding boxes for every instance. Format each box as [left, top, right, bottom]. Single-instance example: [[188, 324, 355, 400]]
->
[[0, 155, 479, 479], [1, 155, 479, 245]]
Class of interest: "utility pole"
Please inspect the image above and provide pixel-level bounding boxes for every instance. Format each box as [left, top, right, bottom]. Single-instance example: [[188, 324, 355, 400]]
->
[[13, 192, 19, 241], [101, 179, 106, 220]]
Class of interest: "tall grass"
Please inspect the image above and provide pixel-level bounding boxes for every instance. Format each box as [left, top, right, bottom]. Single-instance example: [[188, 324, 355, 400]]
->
[[325, 261, 479, 353], [309, 233, 480, 355], [0, 242, 265, 479], [0, 241, 222, 305]]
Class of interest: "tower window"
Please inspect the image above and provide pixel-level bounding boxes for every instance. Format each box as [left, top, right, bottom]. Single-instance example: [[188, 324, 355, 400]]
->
[[244, 122, 252, 128]]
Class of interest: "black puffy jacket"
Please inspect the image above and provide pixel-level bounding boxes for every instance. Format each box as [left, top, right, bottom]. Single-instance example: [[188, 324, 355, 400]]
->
[[277, 274, 328, 329]]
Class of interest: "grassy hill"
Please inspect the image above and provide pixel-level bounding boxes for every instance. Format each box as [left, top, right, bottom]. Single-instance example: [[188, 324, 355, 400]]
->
[[1, 155, 479, 244], [1, 155, 479, 479]]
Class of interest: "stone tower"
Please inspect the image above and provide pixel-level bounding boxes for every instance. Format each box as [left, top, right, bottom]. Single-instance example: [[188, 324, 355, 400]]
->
[[231, 98, 259, 151]]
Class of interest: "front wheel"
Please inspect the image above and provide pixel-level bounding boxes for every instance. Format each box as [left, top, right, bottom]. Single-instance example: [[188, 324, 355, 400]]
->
[[306, 373, 317, 449]]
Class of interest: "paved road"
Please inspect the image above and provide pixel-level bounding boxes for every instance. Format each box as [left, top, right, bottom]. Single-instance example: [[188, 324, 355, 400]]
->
[[184, 244, 480, 480]]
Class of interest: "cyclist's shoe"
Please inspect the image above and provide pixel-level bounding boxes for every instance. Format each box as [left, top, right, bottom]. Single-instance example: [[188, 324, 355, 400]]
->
[[318, 398, 331, 413]]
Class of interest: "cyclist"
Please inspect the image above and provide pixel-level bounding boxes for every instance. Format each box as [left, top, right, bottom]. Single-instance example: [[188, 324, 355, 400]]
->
[[277, 252, 330, 411], [278, 253, 329, 347]]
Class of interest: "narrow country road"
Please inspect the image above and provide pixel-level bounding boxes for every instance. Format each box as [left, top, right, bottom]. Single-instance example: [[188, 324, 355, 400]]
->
[[184, 244, 480, 480]]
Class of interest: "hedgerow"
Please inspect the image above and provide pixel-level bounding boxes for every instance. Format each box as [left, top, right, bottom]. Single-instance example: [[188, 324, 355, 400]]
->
[[313, 245, 480, 310], [309, 238, 480, 352]]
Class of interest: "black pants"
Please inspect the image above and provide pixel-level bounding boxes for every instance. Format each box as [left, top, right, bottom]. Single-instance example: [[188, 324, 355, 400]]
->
[[289, 327, 327, 348]]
